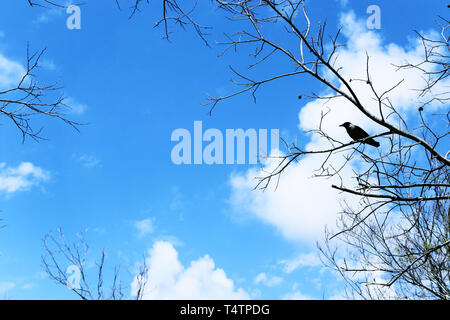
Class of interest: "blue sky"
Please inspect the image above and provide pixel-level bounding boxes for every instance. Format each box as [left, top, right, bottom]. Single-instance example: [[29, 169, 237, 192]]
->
[[0, 0, 447, 299]]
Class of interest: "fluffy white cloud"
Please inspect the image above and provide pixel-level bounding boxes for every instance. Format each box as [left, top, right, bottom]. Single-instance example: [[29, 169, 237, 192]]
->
[[0, 162, 50, 194], [230, 153, 355, 243], [253, 272, 283, 287], [65, 97, 88, 115], [278, 252, 321, 274], [131, 241, 250, 299], [229, 12, 449, 245], [134, 218, 155, 238], [0, 53, 25, 89], [281, 282, 313, 300]]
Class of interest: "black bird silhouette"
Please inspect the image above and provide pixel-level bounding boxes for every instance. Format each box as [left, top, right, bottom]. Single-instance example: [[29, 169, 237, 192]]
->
[[340, 122, 380, 147]]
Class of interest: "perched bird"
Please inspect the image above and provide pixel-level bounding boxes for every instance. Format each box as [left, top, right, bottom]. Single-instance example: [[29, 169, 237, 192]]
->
[[339, 122, 380, 147]]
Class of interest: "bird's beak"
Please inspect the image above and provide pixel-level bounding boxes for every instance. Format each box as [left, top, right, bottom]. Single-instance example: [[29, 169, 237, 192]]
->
[[339, 124, 344, 127]]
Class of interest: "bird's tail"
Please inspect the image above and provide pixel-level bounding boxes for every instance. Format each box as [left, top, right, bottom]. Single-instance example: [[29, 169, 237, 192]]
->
[[366, 138, 380, 147]]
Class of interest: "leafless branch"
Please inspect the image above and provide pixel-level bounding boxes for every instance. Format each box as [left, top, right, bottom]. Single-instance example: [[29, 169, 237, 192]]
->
[[0, 44, 80, 142], [42, 228, 148, 300]]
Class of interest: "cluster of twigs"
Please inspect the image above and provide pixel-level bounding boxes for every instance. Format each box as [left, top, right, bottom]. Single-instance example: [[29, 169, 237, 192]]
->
[[0, 45, 79, 141], [117, 0, 211, 44], [42, 228, 148, 300]]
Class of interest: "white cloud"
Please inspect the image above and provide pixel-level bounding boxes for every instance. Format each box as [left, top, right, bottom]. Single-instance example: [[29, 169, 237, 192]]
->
[[0, 162, 50, 194], [282, 289, 311, 300], [65, 97, 87, 115], [230, 153, 355, 243], [131, 241, 250, 299], [75, 153, 101, 168], [253, 272, 283, 287], [0, 53, 25, 89], [229, 12, 449, 245], [278, 252, 321, 274], [32, 0, 78, 24], [135, 218, 155, 238], [336, 0, 348, 7], [33, 7, 64, 24], [40, 59, 58, 71], [281, 282, 312, 300], [22, 282, 36, 290]]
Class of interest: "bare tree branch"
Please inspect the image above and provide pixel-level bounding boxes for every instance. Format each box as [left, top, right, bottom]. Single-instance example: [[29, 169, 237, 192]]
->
[[0, 44, 80, 142], [42, 228, 148, 300]]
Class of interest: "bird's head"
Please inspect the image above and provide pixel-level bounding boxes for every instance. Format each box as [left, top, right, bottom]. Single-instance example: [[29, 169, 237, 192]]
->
[[339, 122, 351, 128]]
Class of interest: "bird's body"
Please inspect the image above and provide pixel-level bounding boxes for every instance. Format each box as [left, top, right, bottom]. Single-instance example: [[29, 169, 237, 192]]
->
[[340, 122, 380, 147]]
